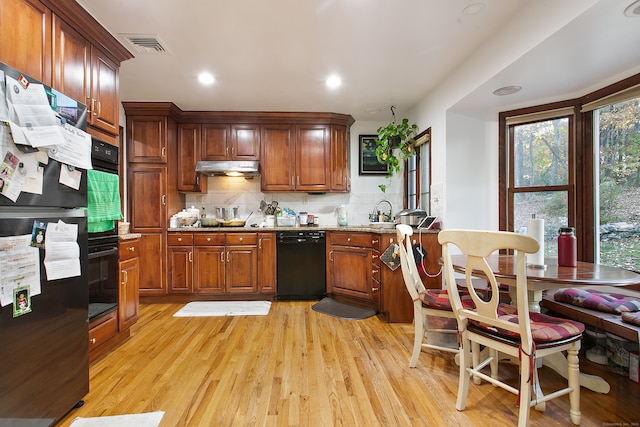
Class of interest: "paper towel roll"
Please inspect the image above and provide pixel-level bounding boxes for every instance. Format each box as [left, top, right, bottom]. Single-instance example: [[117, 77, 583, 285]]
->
[[527, 217, 545, 266]]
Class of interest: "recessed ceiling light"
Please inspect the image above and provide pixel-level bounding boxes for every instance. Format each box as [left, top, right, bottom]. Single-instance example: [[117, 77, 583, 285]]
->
[[198, 72, 215, 85], [493, 85, 522, 96], [366, 107, 381, 115], [624, 0, 640, 17], [325, 75, 342, 89], [463, 2, 485, 15]]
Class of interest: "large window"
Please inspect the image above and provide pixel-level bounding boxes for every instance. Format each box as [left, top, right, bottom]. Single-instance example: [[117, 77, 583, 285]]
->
[[499, 75, 640, 272], [592, 97, 640, 271]]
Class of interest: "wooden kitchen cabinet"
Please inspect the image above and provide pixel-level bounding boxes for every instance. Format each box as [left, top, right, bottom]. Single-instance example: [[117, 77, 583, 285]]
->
[[124, 103, 184, 297], [177, 123, 207, 192], [257, 232, 277, 294], [167, 232, 194, 293], [199, 123, 260, 161], [261, 124, 330, 192], [118, 238, 140, 331], [193, 233, 225, 293], [0, 0, 51, 85], [330, 124, 350, 192], [88, 47, 120, 135], [327, 232, 376, 308], [167, 232, 258, 295]]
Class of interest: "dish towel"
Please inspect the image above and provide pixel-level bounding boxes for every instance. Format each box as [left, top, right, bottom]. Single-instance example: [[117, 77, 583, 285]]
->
[[87, 169, 122, 233]]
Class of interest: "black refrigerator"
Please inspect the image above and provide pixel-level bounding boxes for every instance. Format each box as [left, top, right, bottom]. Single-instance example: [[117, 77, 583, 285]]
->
[[0, 62, 89, 426]]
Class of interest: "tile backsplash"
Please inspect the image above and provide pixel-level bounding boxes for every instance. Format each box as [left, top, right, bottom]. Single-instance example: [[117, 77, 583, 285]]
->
[[184, 176, 402, 227]]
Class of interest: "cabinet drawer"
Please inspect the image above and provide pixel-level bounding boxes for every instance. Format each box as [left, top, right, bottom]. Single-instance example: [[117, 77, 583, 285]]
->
[[118, 238, 140, 261], [330, 233, 372, 248], [88, 311, 117, 349], [226, 233, 257, 245], [168, 233, 194, 246], [194, 233, 225, 246]]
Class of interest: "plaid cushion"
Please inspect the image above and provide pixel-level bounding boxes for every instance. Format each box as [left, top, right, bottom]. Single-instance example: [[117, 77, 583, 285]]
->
[[622, 312, 640, 327], [420, 289, 475, 310], [472, 311, 584, 343], [554, 288, 640, 313]]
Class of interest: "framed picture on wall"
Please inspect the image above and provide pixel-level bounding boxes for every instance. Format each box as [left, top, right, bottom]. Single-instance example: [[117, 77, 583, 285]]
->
[[359, 134, 388, 175]]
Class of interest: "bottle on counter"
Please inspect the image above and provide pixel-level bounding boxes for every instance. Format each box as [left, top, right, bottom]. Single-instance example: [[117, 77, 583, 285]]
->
[[557, 227, 577, 267]]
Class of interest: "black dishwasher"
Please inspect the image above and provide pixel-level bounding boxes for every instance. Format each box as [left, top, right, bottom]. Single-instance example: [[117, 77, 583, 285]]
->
[[277, 230, 326, 300]]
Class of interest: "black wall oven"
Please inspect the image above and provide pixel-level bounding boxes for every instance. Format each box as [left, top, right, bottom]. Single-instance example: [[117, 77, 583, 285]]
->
[[87, 138, 120, 321]]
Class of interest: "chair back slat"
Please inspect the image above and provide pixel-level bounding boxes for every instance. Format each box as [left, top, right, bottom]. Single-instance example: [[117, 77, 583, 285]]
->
[[439, 229, 539, 350]]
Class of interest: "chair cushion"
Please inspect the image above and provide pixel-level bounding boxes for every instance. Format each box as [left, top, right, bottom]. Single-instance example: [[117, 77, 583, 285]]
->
[[553, 288, 640, 313], [419, 289, 475, 310], [622, 312, 640, 327], [472, 311, 585, 343]]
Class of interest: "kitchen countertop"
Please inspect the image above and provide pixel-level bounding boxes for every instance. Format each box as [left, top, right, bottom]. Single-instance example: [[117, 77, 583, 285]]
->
[[167, 225, 439, 234]]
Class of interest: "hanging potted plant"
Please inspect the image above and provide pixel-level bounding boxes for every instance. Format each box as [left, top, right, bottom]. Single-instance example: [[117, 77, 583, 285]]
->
[[375, 106, 418, 192]]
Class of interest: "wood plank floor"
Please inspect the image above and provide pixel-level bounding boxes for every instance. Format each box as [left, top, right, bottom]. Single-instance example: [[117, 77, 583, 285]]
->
[[56, 302, 639, 426]]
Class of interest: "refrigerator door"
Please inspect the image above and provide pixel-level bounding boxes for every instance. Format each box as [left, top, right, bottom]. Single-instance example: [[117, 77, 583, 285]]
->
[[0, 209, 89, 426]]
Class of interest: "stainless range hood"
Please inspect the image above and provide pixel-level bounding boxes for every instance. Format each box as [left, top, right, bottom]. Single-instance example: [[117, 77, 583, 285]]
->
[[195, 160, 260, 177]]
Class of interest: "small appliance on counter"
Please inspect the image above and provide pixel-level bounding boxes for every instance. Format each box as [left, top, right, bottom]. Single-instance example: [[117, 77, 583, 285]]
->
[[397, 209, 438, 229]]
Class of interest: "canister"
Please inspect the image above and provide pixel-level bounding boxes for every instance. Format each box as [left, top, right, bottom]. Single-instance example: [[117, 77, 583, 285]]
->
[[299, 212, 308, 225], [558, 227, 577, 267]]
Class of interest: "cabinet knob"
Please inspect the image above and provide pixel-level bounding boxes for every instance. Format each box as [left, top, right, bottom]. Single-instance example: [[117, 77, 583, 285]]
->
[[372, 239, 379, 244], [372, 287, 379, 292], [347, 237, 351, 242], [129, 246, 135, 251], [90, 338, 96, 344], [372, 269, 379, 274], [177, 237, 182, 242], [372, 254, 378, 259], [207, 237, 211, 242], [239, 237, 243, 241]]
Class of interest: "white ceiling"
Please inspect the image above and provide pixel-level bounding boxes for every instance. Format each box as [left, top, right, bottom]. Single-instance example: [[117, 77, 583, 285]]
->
[[75, 0, 640, 122]]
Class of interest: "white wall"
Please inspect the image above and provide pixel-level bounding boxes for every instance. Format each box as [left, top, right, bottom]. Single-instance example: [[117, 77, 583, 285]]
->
[[408, 0, 597, 231]]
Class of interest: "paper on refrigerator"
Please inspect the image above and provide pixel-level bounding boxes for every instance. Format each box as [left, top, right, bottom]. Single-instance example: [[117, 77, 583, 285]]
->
[[44, 220, 81, 281], [0, 234, 41, 307]]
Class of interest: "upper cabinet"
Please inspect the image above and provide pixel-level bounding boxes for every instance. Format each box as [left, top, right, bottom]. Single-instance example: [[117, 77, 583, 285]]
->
[[0, 0, 52, 85], [178, 123, 207, 193], [0, 0, 133, 142], [200, 123, 260, 161]]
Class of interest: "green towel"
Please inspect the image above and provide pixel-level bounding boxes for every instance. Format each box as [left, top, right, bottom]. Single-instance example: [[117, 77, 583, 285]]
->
[[87, 169, 123, 233]]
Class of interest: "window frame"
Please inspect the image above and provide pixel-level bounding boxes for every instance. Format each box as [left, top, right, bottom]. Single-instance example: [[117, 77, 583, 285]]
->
[[499, 72, 640, 264]]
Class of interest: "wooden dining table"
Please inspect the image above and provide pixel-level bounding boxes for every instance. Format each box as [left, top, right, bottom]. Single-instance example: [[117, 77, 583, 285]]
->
[[448, 254, 640, 395]]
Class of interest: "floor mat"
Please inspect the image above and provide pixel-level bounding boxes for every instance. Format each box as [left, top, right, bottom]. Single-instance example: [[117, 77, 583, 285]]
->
[[311, 297, 376, 320], [70, 411, 164, 427], [173, 301, 271, 317]]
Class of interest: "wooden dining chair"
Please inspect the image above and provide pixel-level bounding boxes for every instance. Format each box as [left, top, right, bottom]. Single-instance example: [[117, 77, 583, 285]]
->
[[438, 229, 584, 427], [396, 224, 463, 366]]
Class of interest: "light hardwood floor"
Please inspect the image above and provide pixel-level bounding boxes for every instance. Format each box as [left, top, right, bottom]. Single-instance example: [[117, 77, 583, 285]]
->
[[56, 302, 639, 426]]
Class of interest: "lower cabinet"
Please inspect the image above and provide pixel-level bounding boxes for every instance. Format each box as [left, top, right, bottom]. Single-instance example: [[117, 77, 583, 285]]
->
[[88, 237, 140, 363], [327, 232, 377, 307], [167, 231, 273, 296], [327, 230, 442, 322]]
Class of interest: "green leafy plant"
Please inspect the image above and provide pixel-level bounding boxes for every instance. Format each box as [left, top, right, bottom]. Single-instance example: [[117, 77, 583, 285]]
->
[[375, 111, 418, 192]]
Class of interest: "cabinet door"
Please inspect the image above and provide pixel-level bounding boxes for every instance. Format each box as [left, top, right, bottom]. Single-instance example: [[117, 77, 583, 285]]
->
[[128, 165, 166, 231], [225, 245, 257, 293], [296, 125, 330, 192], [118, 256, 139, 331], [127, 116, 167, 163], [200, 124, 230, 160], [0, 0, 51, 84], [328, 245, 372, 301], [137, 233, 166, 295], [193, 246, 225, 293], [257, 232, 276, 294], [330, 124, 350, 192], [261, 124, 295, 191], [89, 48, 119, 135], [52, 15, 90, 106], [231, 124, 260, 160], [168, 246, 192, 293], [177, 124, 206, 192]]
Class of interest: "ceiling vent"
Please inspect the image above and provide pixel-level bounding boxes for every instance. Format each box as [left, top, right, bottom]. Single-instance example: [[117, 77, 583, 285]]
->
[[120, 34, 169, 54]]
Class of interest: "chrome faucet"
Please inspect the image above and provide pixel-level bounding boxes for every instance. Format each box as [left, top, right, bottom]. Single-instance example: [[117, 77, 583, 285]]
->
[[373, 199, 393, 221]]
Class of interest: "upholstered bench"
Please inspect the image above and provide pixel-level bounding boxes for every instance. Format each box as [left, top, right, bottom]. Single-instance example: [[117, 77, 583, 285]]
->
[[541, 287, 640, 343]]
